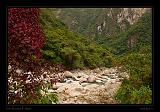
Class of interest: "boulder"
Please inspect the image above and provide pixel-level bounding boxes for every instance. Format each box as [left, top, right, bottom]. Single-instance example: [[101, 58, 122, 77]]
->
[[75, 87, 84, 92], [87, 76, 96, 83], [98, 75, 108, 79], [79, 77, 87, 83], [64, 71, 73, 78], [100, 78, 107, 82], [66, 90, 82, 97], [81, 83, 90, 87], [107, 79, 117, 84], [77, 72, 87, 77], [108, 74, 116, 79], [66, 79, 73, 84], [95, 80, 103, 83], [85, 83, 99, 89], [77, 76, 81, 78], [93, 68, 101, 73], [53, 83, 65, 90]]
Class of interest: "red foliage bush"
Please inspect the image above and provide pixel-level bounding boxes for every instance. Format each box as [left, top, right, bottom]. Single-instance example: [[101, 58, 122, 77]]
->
[[8, 8, 45, 104], [8, 8, 45, 66]]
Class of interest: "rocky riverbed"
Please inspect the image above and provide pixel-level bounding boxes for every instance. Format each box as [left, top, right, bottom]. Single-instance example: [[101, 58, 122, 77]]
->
[[8, 65, 129, 104], [43, 67, 129, 104]]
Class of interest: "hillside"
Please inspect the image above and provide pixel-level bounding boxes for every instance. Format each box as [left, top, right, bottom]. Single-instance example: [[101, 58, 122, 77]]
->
[[53, 8, 150, 38], [8, 8, 152, 104], [40, 8, 114, 69]]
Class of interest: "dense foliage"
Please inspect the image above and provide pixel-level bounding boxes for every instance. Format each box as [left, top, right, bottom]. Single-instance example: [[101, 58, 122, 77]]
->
[[40, 8, 113, 69], [8, 8, 59, 104], [8, 8, 45, 63], [8, 8, 152, 104], [53, 8, 133, 38], [114, 11, 152, 104]]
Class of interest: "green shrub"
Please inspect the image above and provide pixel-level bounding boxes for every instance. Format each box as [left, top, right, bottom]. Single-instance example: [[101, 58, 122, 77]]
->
[[33, 84, 58, 104], [40, 8, 112, 69], [115, 11, 152, 104], [115, 45, 152, 104], [36, 93, 58, 104]]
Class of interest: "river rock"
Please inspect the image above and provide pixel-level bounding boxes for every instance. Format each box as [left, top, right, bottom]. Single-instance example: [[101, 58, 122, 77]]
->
[[100, 78, 108, 82], [52, 83, 64, 90], [85, 84, 99, 89], [64, 71, 73, 78], [66, 79, 73, 84], [98, 75, 109, 79], [93, 68, 101, 73], [95, 80, 103, 83], [81, 83, 90, 87], [35, 66, 127, 104], [87, 76, 96, 83], [75, 87, 84, 92], [79, 77, 87, 83], [68, 90, 82, 97]]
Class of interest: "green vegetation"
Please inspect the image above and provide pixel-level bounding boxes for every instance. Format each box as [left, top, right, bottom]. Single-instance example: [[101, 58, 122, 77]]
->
[[39, 8, 152, 104], [53, 8, 133, 38], [40, 8, 113, 69], [114, 11, 152, 104], [33, 84, 58, 104]]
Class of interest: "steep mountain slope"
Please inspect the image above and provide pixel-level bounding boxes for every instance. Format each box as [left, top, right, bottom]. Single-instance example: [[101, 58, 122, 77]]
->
[[40, 8, 114, 69], [114, 11, 152, 104], [53, 8, 150, 38], [109, 10, 152, 55], [8, 7, 152, 104], [40, 8, 152, 104]]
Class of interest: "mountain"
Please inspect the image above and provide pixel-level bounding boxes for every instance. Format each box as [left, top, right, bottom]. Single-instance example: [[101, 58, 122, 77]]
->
[[39, 8, 113, 69], [8, 7, 152, 104], [107, 10, 152, 55], [52, 8, 150, 38]]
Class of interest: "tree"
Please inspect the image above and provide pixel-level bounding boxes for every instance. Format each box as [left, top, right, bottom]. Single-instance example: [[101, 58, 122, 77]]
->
[[8, 8, 45, 104], [8, 8, 45, 67]]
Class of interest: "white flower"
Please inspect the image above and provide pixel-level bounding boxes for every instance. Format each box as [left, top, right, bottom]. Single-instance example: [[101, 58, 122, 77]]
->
[[8, 77, 13, 83], [44, 72, 47, 74], [15, 90, 18, 94], [52, 101, 56, 104], [48, 89, 55, 93], [40, 75, 44, 80], [40, 90, 45, 96], [20, 93, 23, 97], [8, 65, 11, 70], [44, 81, 47, 84], [28, 71, 32, 74], [9, 90, 14, 93], [13, 81, 18, 85], [25, 80, 31, 83], [16, 69, 22, 74], [34, 78, 39, 81]]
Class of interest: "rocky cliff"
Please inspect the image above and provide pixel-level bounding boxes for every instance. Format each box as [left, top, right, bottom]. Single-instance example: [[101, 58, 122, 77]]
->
[[53, 8, 150, 37]]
